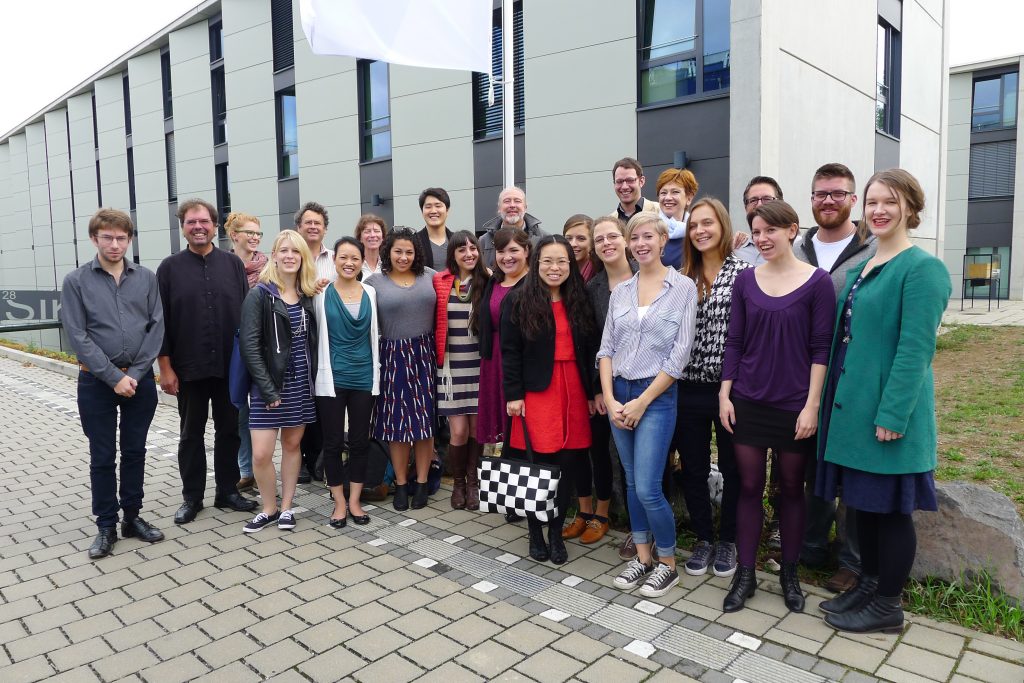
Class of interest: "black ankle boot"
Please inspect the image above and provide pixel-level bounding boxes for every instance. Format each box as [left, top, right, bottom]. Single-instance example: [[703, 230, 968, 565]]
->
[[825, 594, 904, 634], [548, 522, 568, 565], [820, 574, 878, 615], [723, 566, 757, 612], [393, 483, 409, 511], [411, 481, 429, 509], [527, 519, 549, 562], [780, 562, 805, 612]]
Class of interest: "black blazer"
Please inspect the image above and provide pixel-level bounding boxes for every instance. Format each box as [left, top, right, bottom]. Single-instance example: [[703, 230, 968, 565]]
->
[[499, 289, 597, 401], [239, 284, 318, 405], [478, 275, 525, 360], [414, 226, 453, 270]]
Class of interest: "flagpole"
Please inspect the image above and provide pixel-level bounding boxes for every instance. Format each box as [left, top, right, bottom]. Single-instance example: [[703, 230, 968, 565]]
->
[[502, 0, 515, 189]]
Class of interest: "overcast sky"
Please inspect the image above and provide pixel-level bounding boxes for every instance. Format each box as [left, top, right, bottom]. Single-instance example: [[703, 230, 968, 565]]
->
[[1, 0, 1022, 137]]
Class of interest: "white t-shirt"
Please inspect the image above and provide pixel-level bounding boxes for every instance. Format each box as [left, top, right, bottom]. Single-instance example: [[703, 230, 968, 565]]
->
[[636, 305, 650, 321], [811, 232, 855, 272]]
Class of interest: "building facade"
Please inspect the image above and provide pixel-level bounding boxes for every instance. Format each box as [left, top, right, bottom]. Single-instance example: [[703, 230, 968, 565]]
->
[[946, 55, 1023, 301], [0, 0, 950, 349]]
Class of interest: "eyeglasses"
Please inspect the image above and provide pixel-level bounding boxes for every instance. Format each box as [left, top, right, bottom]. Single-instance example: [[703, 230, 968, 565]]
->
[[593, 233, 622, 245], [614, 178, 640, 186], [744, 195, 776, 208], [539, 258, 570, 267], [811, 190, 853, 203], [184, 219, 214, 227], [239, 230, 263, 238], [96, 234, 130, 245]]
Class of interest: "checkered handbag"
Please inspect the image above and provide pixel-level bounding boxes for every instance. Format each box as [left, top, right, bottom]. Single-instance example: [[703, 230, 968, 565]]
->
[[477, 417, 560, 523]]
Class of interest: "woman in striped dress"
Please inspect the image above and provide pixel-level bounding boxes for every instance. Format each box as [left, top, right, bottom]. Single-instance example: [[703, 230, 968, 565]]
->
[[238, 230, 319, 533], [365, 228, 438, 511], [432, 232, 489, 509]]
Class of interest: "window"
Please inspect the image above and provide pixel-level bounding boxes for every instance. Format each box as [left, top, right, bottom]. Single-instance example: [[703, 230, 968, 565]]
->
[[969, 140, 1016, 198], [165, 133, 177, 201], [122, 71, 132, 136], [358, 61, 391, 161], [161, 50, 173, 118], [638, 0, 729, 106], [209, 19, 223, 62], [215, 163, 231, 237], [276, 88, 299, 177], [271, 0, 294, 71], [127, 148, 136, 210], [472, 2, 524, 140], [876, 20, 901, 137], [972, 72, 1018, 131], [211, 65, 226, 145], [965, 247, 1010, 300]]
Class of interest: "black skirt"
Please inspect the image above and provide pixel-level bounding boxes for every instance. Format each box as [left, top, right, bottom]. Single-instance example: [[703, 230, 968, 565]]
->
[[732, 398, 815, 456]]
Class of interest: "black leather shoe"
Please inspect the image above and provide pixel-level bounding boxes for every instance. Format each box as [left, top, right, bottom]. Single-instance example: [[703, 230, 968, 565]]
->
[[411, 481, 429, 510], [214, 492, 258, 512], [780, 562, 805, 612], [723, 566, 757, 612], [548, 524, 568, 565], [351, 514, 371, 525], [122, 517, 164, 543], [297, 467, 312, 484], [527, 520, 549, 562], [88, 528, 118, 559], [174, 500, 203, 525], [329, 516, 348, 529], [505, 511, 524, 523], [820, 574, 878, 615], [393, 483, 409, 511], [825, 594, 904, 634]]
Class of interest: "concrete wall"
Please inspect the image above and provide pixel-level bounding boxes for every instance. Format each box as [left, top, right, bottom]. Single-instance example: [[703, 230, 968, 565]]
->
[[169, 20, 216, 211], [67, 93, 101, 266], [42, 110, 77, 282], [94, 74, 130, 214], [945, 72, 971, 291]]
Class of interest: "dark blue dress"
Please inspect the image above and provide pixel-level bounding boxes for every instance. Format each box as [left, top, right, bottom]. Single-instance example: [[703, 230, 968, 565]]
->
[[248, 302, 317, 429], [815, 272, 938, 514]]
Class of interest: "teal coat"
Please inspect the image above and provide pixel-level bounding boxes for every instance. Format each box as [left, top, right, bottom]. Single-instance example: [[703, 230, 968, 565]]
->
[[821, 247, 951, 475]]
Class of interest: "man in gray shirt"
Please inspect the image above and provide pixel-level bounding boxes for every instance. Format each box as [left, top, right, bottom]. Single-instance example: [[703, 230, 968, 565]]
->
[[61, 208, 166, 559]]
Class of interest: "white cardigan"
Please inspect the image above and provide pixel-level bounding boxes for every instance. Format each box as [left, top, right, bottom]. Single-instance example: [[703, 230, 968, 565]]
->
[[314, 281, 381, 396]]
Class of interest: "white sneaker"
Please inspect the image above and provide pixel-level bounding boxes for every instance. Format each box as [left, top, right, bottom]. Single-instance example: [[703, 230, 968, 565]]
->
[[613, 557, 655, 590]]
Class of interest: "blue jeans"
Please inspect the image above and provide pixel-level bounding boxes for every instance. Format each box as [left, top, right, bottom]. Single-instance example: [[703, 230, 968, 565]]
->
[[610, 376, 678, 558], [77, 370, 158, 529], [237, 403, 253, 478]]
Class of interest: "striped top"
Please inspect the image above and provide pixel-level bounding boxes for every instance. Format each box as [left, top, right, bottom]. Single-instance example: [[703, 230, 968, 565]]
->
[[596, 268, 698, 380], [438, 289, 480, 414], [313, 242, 337, 284], [248, 302, 317, 429]]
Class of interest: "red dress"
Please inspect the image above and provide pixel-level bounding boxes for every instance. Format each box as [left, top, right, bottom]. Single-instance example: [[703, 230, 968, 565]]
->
[[510, 301, 592, 453]]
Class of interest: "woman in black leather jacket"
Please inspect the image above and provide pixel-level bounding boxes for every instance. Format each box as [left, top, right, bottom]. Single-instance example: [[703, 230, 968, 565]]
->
[[239, 230, 319, 534]]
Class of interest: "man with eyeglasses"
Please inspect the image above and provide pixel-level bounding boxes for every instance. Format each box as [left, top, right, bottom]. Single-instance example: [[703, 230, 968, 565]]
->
[[61, 208, 166, 559], [734, 175, 787, 265], [157, 198, 257, 525], [608, 157, 659, 222], [796, 162, 876, 594]]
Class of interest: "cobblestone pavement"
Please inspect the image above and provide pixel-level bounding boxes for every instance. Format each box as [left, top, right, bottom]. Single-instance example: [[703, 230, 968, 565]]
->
[[944, 299, 1024, 326], [1, 354, 1023, 683]]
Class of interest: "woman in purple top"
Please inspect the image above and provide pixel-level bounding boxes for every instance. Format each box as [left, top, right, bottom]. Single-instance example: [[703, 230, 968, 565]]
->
[[718, 200, 835, 614]]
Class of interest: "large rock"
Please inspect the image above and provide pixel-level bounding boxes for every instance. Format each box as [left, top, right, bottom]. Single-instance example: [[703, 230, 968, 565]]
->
[[913, 481, 1024, 600]]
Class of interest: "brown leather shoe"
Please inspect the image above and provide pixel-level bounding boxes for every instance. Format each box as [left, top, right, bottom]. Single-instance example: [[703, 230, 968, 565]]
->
[[236, 476, 255, 492], [826, 567, 860, 593], [562, 517, 586, 540], [579, 518, 609, 544], [618, 532, 638, 560]]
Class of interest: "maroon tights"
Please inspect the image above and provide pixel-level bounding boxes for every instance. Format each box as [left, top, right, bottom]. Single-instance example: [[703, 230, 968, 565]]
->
[[734, 444, 807, 567]]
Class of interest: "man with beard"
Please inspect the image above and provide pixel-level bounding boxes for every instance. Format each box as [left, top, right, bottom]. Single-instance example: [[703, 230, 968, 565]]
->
[[158, 199, 257, 524], [796, 162, 876, 593], [478, 186, 547, 267]]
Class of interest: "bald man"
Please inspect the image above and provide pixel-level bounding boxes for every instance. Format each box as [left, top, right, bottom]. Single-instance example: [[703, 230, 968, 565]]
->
[[478, 186, 548, 268]]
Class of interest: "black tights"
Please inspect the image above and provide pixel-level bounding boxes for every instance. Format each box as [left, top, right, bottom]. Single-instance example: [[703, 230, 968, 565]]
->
[[510, 447, 580, 531], [734, 444, 806, 566], [858, 509, 916, 597]]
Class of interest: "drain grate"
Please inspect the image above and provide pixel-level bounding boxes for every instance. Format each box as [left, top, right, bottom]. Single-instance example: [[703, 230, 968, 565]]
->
[[725, 651, 826, 683], [589, 603, 671, 643], [489, 566, 554, 596], [408, 537, 462, 561], [533, 584, 606, 618], [653, 625, 741, 671]]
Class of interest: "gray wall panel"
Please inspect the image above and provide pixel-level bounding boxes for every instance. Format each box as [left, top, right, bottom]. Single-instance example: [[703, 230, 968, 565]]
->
[[169, 21, 216, 210], [67, 93, 100, 265], [94, 74, 130, 212]]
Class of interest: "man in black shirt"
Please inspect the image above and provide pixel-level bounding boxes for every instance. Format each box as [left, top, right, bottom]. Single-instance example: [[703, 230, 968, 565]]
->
[[157, 198, 257, 524]]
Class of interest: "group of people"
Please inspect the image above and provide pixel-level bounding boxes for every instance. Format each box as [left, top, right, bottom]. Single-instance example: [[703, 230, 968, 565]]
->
[[62, 156, 950, 637]]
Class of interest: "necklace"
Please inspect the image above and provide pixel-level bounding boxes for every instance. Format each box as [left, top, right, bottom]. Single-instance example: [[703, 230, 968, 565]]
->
[[336, 283, 362, 302], [455, 278, 472, 302], [391, 273, 415, 288]]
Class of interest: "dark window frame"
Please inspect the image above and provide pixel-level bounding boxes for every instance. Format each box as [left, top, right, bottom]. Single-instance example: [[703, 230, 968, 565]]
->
[[276, 88, 299, 178], [211, 65, 227, 145], [876, 18, 902, 138], [971, 70, 1019, 132], [636, 0, 731, 108], [358, 60, 392, 162], [215, 162, 230, 237], [472, 2, 525, 141], [165, 132, 177, 201], [122, 71, 132, 136], [161, 49, 173, 119], [209, 18, 223, 63]]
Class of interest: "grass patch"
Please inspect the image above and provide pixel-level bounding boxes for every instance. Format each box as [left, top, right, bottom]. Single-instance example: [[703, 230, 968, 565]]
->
[[906, 571, 1023, 641], [0, 337, 77, 365]]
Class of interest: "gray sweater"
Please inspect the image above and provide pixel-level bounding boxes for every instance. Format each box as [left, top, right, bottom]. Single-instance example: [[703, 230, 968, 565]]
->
[[364, 269, 437, 340]]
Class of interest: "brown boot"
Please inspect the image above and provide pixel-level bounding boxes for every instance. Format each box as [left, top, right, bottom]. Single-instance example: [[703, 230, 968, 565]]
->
[[465, 439, 482, 510], [448, 443, 468, 509]]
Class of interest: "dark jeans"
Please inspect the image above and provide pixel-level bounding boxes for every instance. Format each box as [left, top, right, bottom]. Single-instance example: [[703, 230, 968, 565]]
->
[[177, 377, 241, 501], [78, 370, 158, 529], [804, 456, 861, 570], [575, 412, 613, 501], [300, 408, 323, 473], [317, 389, 374, 487], [675, 381, 739, 544]]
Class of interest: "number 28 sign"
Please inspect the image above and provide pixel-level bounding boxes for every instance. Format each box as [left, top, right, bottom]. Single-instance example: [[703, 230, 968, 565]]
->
[[0, 291, 62, 322]]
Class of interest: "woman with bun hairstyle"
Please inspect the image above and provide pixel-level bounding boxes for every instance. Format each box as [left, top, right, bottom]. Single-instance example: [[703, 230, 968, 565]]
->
[[655, 168, 699, 270], [502, 235, 597, 565], [816, 170, 950, 634], [238, 230, 319, 533], [314, 236, 380, 528], [432, 231, 489, 509]]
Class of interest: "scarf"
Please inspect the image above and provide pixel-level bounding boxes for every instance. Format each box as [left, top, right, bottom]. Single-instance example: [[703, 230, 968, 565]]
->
[[659, 209, 689, 241], [243, 251, 268, 289]]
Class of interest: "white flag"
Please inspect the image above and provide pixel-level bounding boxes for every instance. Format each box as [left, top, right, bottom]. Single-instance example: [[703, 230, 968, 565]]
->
[[300, 0, 492, 73]]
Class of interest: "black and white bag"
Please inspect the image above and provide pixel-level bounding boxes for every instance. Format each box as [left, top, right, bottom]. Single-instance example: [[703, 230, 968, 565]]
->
[[477, 416, 560, 522]]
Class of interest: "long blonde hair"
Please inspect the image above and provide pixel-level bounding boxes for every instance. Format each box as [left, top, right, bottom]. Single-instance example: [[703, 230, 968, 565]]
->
[[259, 229, 318, 296]]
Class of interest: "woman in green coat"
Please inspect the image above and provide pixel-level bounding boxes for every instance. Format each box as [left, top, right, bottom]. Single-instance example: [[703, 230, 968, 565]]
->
[[814, 169, 951, 634]]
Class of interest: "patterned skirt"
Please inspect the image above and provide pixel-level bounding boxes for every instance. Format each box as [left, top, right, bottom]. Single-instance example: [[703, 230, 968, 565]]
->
[[372, 333, 436, 442]]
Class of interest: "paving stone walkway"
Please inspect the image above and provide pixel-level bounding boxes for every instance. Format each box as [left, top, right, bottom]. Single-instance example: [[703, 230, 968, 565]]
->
[[1, 353, 1023, 682]]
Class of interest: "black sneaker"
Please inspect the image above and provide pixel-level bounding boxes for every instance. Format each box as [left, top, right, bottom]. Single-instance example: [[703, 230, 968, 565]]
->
[[243, 511, 280, 533], [684, 540, 714, 576], [713, 542, 738, 578], [613, 557, 655, 590], [638, 563, 680, 598], [278, 510, 296, 530]]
